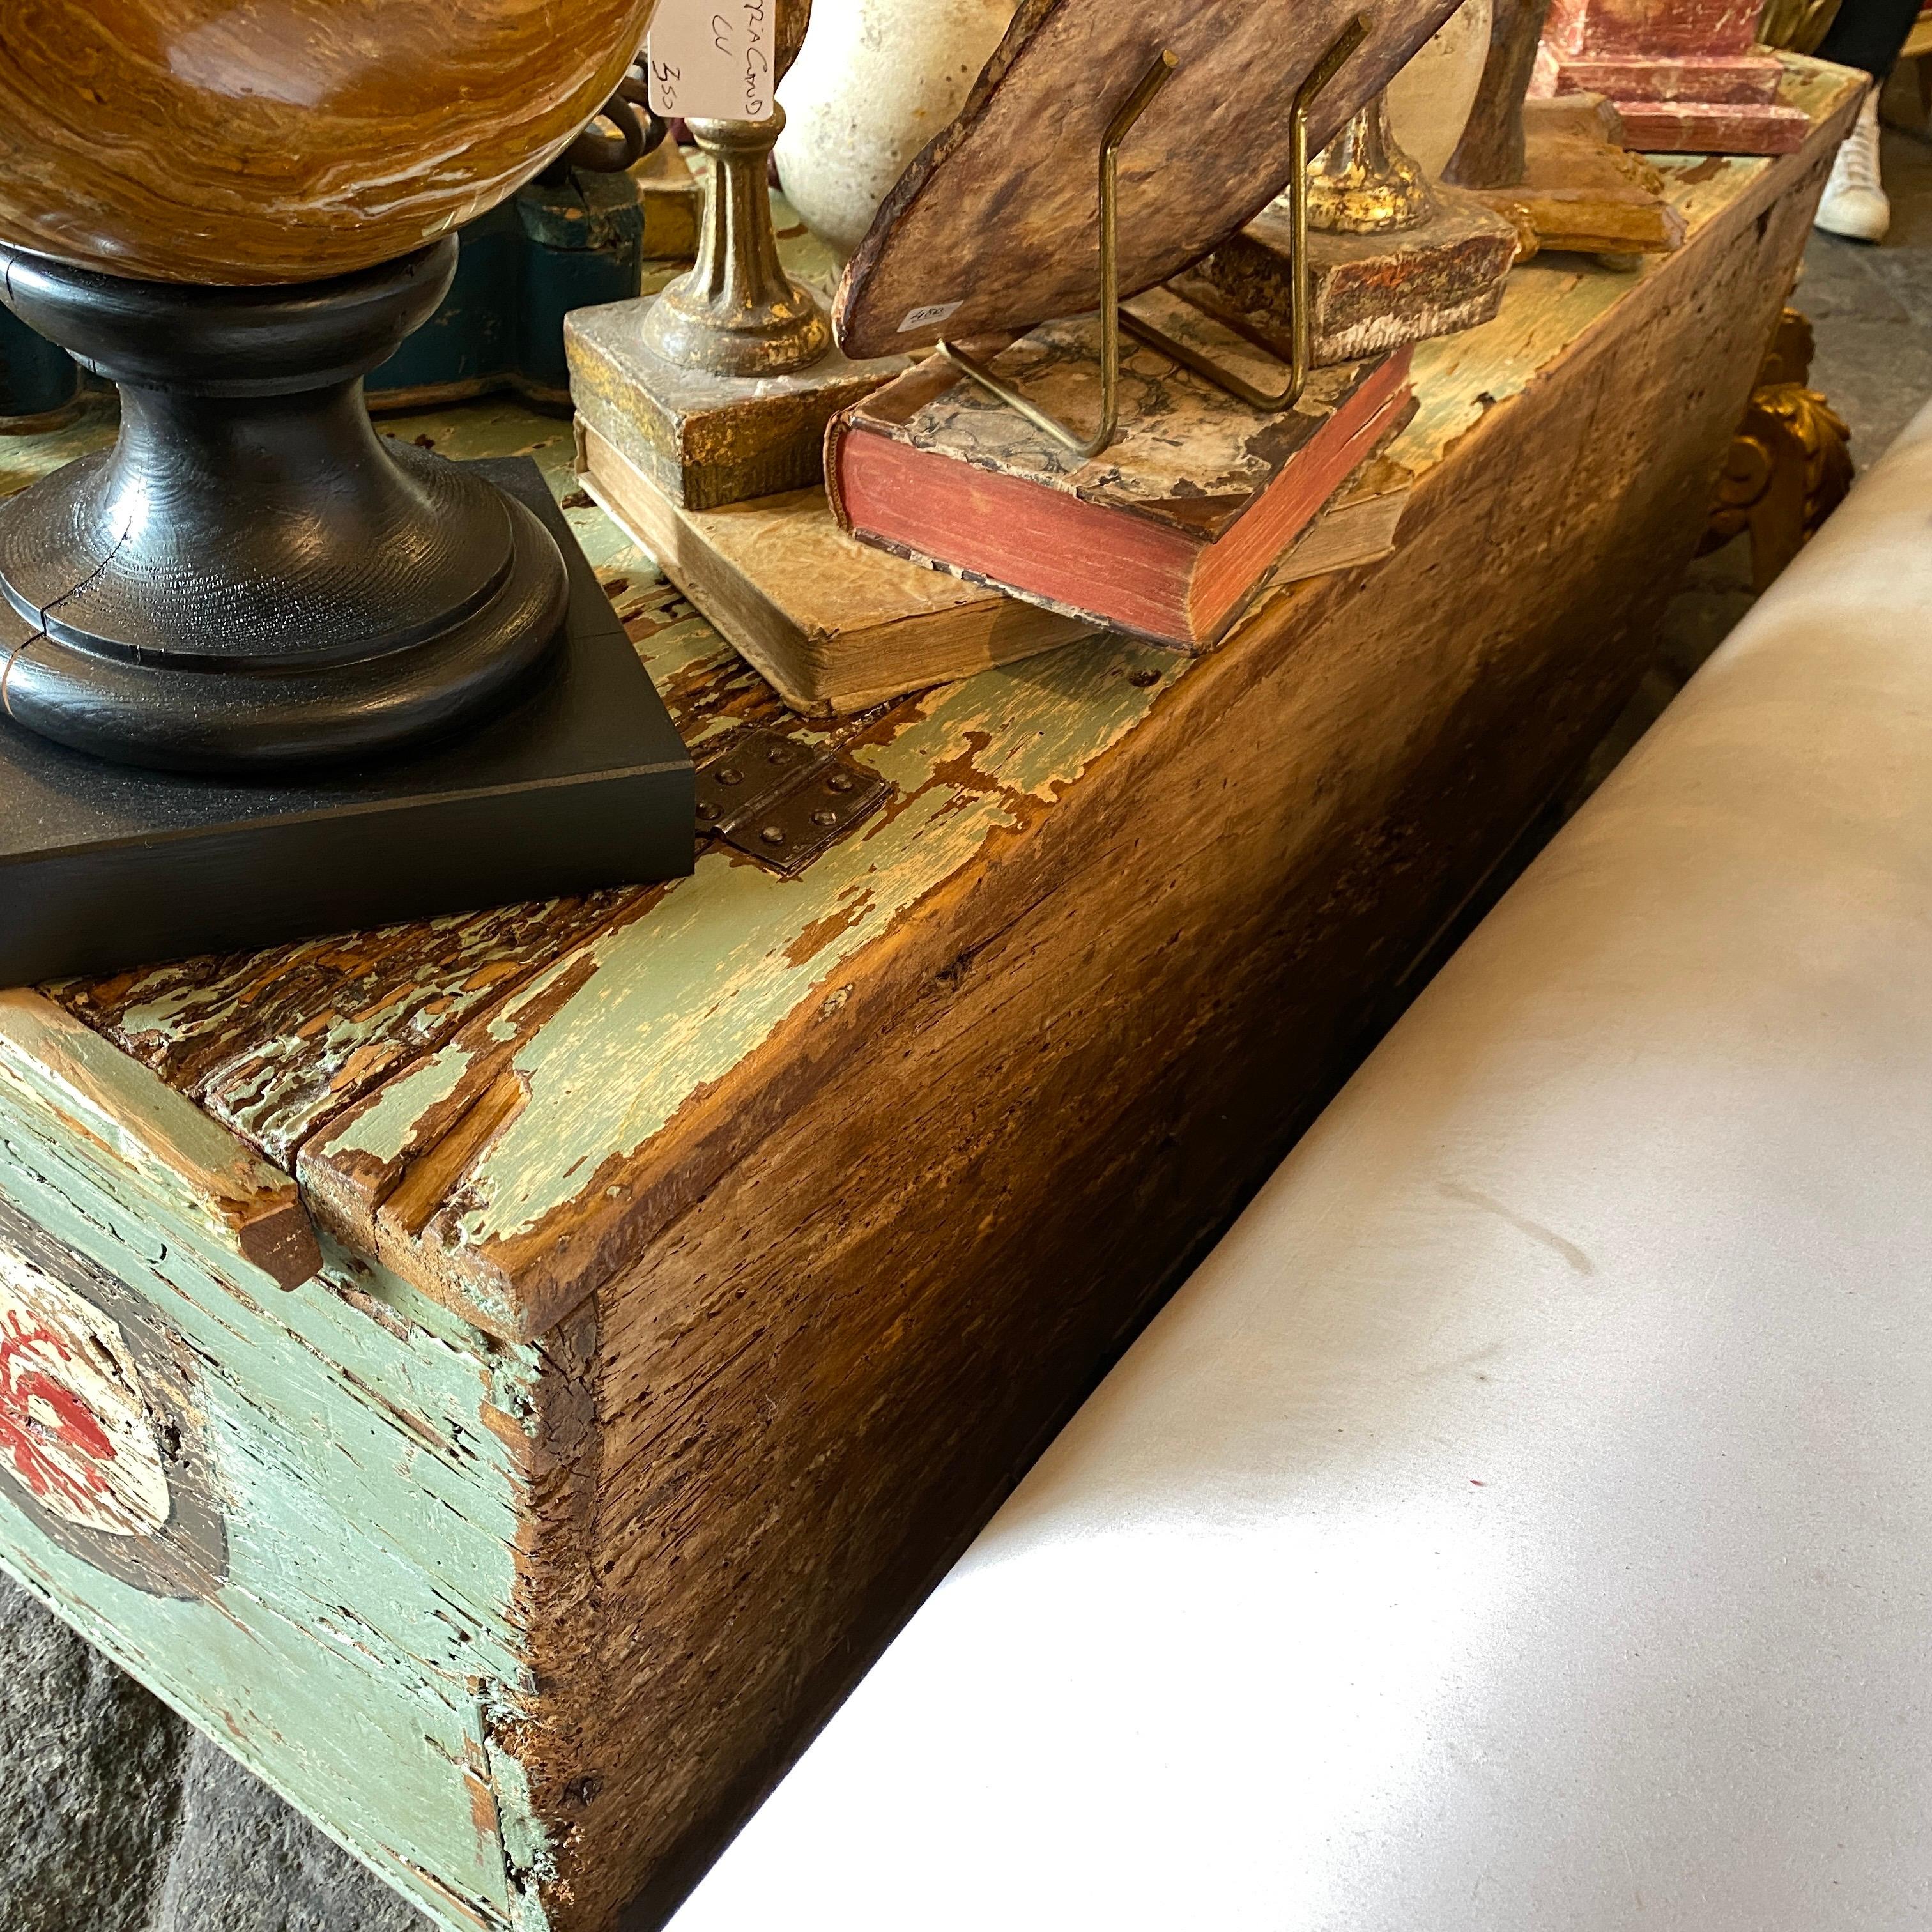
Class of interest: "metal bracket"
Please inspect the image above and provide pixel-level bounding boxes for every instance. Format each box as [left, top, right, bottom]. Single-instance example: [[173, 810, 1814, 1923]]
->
[[937, 49, 1176, 461], [694, 727, 890, 877], [935, 16, 1370, 456]]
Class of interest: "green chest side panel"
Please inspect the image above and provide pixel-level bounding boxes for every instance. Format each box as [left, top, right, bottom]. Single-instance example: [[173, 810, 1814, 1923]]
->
[[0, 1105, 546, 1931]]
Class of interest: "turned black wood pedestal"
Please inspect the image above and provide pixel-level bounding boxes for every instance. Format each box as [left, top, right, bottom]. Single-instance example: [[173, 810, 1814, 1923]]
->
[[0, 461, 693, 983], [0, 242, 693, 980]]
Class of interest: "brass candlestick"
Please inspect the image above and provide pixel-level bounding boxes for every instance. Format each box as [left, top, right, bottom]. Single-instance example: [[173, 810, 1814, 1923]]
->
[[1308, 91, 1434, 234], [567, 0, 906, 509], [565, 0, 908, 511], [638, 107, 833, 376]]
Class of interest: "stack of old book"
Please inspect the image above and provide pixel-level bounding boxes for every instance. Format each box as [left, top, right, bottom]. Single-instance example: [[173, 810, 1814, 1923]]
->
[[578, 291, 1416, 714]]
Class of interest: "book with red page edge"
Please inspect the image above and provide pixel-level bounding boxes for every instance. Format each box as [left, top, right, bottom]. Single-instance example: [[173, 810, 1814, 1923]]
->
[[825, 300, 1414, 652]]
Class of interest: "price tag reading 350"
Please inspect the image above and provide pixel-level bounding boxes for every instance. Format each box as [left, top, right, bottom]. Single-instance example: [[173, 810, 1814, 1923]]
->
[[647, 0, 781, 122]]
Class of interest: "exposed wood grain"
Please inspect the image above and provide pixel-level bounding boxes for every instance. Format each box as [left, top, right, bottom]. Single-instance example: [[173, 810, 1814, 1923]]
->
[[0, 1131, 549, 1928], [518, 101, 1859, 1928], [298, 647, 1179, 1340], [0, 990, 319, 1288], [293, 74, 1855, 1351], [54, 896, 651, 1170], [571, 88, 1857, 1929], [1181, 183, 1519, 365]]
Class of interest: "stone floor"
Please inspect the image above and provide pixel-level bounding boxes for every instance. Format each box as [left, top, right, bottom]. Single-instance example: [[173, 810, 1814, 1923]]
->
[[0, 1580, 425, 1932], [1807, 83, 1932, 461], [3, 107, 1931, 1932]]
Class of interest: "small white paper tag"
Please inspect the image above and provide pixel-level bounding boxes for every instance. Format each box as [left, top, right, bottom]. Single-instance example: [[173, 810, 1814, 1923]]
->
[[899, 300, 963, 335], [647, 0, 783, 122]]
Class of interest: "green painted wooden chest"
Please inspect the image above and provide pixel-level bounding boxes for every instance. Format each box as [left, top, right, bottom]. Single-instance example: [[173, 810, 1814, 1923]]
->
[[0, 70, 1856, 1931]]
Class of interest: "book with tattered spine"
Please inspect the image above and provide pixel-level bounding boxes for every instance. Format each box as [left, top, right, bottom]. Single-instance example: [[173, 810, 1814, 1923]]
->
[[825, 292, 1414, 651], [577, 420, 1414, 714]]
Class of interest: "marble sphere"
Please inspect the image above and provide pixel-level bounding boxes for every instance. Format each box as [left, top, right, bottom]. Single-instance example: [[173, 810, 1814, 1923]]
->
[[0, 0, 661, 286]]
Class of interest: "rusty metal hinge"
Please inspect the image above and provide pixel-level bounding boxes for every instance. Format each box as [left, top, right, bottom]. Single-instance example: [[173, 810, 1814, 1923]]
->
[[694, 727, 889, 877]]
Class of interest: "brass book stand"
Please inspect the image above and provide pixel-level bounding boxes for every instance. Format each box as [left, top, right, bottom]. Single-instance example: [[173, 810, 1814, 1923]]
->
[[933, 15, 1372, 460]]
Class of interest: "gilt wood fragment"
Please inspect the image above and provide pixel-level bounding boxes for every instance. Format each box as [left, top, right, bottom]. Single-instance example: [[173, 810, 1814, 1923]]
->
[[1466, 93, 1690, 254]]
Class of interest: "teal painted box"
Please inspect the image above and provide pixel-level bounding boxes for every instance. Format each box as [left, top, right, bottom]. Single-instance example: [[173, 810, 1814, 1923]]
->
[[0, 390, 1210, 1929], [369, 168, 648, 414], [0, 992, 544, 1928]]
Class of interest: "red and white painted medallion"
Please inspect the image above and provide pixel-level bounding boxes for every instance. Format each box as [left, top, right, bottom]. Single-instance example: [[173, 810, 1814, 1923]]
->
[[0, 1243, 171, 1540]]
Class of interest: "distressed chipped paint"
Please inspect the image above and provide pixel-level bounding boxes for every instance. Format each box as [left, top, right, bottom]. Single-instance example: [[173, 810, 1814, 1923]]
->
[[0, 991, 318, 1288], [337, 1045, 486, 1170], [1390, 105, 1814, 472], [310, 629, 1180, 1303], [22, 109, 1827, 1345], [0, 1102, 544, 1929], [300, 115, 1820, 1331], [62, 902, 640, 1170]]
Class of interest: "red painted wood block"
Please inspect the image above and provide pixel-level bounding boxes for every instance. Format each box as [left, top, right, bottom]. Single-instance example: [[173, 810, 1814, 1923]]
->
[[1545, 0, 1762, 57], [1611, 97, 1811, 148], [1536, 0, 1805, 152], [1539, 49, 1783, 100]]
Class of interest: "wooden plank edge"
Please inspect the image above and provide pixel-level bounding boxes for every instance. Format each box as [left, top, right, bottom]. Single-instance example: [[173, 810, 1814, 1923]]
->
[[0, 988, 321, 1289]]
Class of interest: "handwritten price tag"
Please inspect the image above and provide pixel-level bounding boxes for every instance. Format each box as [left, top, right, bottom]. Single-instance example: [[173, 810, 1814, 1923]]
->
[[647, 0, 783, 122]]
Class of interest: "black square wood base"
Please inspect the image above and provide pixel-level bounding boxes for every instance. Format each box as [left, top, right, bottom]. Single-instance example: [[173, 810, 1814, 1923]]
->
[[0, 459, 694, 985]]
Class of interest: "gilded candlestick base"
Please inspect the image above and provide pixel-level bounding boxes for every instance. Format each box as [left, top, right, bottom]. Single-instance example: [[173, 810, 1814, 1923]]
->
[[576, 97, 907, 510], [1307, 92, 1434, 234], [570, 296, 903, 510], [638, 110, 832, 378]]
